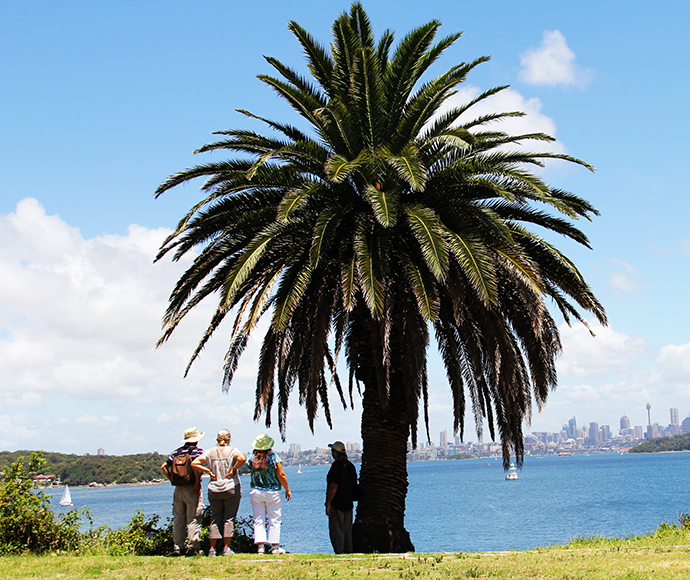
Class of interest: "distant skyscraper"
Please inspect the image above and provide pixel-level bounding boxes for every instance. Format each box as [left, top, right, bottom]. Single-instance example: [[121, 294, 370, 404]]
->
[[588, 422, 599, 444], [97, 447, 105, 456], [454, 435, 460, 446], [670, 408, 679, 426], [567, 416, 577, 438], [620, 415, 630, 431], [289, 443, 302, 454], [682, 417, 690, 435], [599, 425, 611, 441], [439, 430, 448, 448]]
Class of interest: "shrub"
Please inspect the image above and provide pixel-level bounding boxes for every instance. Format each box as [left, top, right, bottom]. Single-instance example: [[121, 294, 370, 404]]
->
[[101, 506, 256, 555], [0, 451, 88, 554], [102, 509, 171, 555]]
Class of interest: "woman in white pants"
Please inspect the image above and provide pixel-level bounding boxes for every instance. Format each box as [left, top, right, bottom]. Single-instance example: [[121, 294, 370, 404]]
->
[[247, 434, 292, 554]]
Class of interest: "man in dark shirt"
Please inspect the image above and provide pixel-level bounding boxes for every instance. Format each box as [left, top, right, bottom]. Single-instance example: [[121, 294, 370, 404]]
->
[[160, 427, 205, 556], [325, 440, 358, 554]]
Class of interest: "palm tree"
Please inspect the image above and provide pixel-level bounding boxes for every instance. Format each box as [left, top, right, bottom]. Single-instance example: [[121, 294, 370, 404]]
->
[[155, 3, 606, 552]]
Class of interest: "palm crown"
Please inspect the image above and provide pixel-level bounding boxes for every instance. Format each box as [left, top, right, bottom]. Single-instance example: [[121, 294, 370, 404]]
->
[[156, 3, 605, 473]]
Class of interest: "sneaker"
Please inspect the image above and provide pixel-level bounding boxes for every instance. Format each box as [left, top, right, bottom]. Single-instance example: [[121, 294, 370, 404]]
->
[[185, 548, 198, 557], [271, 546, 286, 555], [208, 548, 216, 557], [223, 547, 235, 556], [257, 545, 265, 555]]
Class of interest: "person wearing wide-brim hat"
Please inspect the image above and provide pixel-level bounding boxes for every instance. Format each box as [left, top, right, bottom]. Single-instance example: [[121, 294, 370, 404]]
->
[[160, 427, 205, 556], [247, 434, 291, 555]]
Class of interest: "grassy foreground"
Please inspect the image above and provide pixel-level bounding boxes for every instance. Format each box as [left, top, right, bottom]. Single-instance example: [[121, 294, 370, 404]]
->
[[2, 525, 689, 580]]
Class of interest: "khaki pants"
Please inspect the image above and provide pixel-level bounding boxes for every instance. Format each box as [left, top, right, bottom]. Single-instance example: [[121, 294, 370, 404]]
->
[[328, 507, 353, 554], [172, 485, 203, 551]]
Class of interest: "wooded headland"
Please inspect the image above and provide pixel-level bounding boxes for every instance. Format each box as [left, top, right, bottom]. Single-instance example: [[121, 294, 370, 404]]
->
[[0, 451, 165, 486], [629, 434, 690, 453]]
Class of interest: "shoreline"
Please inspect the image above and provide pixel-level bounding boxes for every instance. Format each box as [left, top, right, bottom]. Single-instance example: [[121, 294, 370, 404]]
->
[[45, 480, 166, 489]]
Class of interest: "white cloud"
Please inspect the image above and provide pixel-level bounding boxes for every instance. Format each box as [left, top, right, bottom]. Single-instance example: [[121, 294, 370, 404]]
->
[[0, 198, 230, 404], [0, 198, 360, 455], [556, 320, 650, 378], [1, 199, 687, 456], [528, 324, 690, 433], [519, 30, 593, 87]]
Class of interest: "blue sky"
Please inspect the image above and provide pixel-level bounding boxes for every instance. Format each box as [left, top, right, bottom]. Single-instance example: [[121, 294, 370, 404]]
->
[[1, 1, 689, 456]]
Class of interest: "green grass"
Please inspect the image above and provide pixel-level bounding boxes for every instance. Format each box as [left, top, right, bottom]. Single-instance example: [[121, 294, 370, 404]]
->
[[2, 526, 689, 579]]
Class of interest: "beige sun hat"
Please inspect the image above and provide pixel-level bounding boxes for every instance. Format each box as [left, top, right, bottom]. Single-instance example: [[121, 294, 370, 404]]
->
[[181, 427, 205, 443], [252, 433, 275, 450], [328, 441, 346, 453]]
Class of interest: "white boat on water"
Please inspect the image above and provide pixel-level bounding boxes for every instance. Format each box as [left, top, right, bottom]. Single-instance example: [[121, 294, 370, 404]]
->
[[505, 463, 519, 481], [297, 464, 302, 474], [59, 485, 73, 506]]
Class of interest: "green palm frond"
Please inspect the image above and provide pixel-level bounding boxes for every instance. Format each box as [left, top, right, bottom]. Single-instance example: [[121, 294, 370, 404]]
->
[[402, 255, 440, 321], [287, 21, 334, 92], [277, 182, 322, 221], [310, 206, 341, 266], [272, 258, 313, 330], [354, 220, 385, 316], [404, 204, 449, 280], [444, 229, 497, 304], [221, 222, 287, 308], [364, 183, 398, 227], [383, 143, 428, 191], [327, 153, 361, 182], [340, 250, 358, 311]]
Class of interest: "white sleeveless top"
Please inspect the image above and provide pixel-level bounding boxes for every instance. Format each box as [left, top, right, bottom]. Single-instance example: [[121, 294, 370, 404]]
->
[[201, 446, 241, 493]]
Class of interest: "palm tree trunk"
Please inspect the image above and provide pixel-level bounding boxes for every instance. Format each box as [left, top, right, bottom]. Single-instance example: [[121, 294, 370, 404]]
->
[[352, 340, 415, 553]]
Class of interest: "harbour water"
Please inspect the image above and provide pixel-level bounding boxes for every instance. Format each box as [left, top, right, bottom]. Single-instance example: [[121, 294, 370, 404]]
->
[[43, 452, 690, 553]]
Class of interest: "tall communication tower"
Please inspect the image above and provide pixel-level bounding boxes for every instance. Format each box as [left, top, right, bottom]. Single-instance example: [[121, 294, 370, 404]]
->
[[646, 403, 651, 426]]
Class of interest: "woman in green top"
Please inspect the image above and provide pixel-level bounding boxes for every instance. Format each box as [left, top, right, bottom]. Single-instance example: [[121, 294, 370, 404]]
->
[[247, 434, 291, 554]]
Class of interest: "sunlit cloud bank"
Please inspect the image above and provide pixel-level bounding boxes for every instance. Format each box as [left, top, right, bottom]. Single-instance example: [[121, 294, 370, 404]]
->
[[1, 200, 688, 455], [0, 199, 359, 454]]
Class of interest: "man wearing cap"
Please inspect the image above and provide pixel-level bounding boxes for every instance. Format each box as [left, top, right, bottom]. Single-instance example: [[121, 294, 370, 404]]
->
[[160, 427, 205, 556], [325, 441, 359, 554]]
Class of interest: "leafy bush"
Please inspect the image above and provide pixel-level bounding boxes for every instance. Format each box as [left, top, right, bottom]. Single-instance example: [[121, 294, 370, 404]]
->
[[229, 515, 257, 554], [678, 512, 690, 530], [101, 509, 172, 556], [0, 451, 88, 554], [100, 506, 256, 555]]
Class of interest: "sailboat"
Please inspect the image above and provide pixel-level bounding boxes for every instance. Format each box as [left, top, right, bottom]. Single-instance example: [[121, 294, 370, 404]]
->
[[297, 464, 302, 474], [59, 485, 73, 506]]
